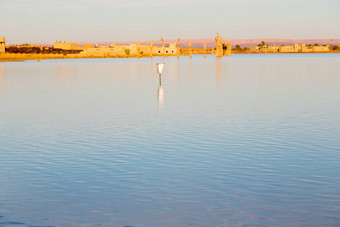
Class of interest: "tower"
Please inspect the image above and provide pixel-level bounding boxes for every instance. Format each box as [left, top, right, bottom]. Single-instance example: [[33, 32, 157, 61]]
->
[[0, 37, 5, 53], [226, 43, 232, 56], [137, 41, 141, 56], [177, 36, 180, 58], [215, 33, 223, 57], [204, 42, 207, 58], [293, 43, 299, 52], [149, 40, 154, 58], [160, 35, 165, 57]]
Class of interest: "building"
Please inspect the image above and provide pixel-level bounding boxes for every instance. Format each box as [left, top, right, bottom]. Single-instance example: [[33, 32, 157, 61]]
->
[[278, 44, 329, 52], [80, 43, 177, 57], [80, 45, 117, 57], [312, 45, 330, 52], [54, 41, 80, 50], [0, 37, 5, 53], [278, 45, 297, 52], [152, 43, 177, 55], [251, 43, 330, 53]]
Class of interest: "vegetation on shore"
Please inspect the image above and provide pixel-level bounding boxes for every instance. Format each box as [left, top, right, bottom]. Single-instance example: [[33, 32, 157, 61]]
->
[[5, 46, 82, 55]]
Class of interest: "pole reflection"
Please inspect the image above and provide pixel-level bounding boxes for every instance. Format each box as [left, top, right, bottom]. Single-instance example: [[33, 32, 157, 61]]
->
[[158, 85, 164, 108]]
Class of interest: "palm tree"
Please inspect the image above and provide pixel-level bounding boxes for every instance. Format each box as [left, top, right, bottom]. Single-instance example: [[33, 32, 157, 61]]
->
[[258, 41, 266, 47]]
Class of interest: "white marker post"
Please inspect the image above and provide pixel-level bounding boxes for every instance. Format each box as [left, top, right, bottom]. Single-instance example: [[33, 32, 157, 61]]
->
[[156, 63, 165, 86], [156, 63, 165, 107]]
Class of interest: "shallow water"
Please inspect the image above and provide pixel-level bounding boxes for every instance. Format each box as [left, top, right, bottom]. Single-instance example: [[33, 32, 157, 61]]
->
[[0, 54, 339, 226]]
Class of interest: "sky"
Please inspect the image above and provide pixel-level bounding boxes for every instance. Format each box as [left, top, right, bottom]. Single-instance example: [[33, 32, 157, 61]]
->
[[1, 0, 340, 43]]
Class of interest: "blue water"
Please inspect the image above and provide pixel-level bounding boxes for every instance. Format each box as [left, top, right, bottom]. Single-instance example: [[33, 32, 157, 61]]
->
[[0, 54, 339, 226]]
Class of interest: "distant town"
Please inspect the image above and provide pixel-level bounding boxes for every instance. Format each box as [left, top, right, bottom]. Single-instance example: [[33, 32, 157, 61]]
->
[[1, 34, 340, 61]]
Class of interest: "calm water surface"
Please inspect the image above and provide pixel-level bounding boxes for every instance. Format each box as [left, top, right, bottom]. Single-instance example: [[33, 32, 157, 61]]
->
[[0, 54, 339, 226]]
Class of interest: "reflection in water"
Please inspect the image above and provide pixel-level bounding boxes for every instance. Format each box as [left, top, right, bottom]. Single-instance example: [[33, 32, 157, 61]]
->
[[54, 63, 79, 86], [158, 70, 164, 108], [177, 57, 180, 81], [0, 64, 6, 95], [216, 57, 223, 91], [204, 57, 207, 77], [1, 55, 340, 226], [157, 62, 165, 109], [158, 85, 164, 108], [158, 74, 162, 87], [189, 57, 192, 77]]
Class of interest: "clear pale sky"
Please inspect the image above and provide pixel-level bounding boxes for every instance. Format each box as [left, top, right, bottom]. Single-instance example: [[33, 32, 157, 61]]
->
[[1, 0, 339, 43]]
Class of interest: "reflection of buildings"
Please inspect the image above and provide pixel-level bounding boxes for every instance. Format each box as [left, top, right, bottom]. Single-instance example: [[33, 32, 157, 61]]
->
[[216, 57, 223, 91], [177, 58, 180, 81], [216, 57, 222, 79], [0, 64, 6, 93], [189, 57, 192, 77], [54, 64, 79, 86]]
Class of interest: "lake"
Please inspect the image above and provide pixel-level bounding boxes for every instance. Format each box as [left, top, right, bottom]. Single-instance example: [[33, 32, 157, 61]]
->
[[0, 54, 339, 226]]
